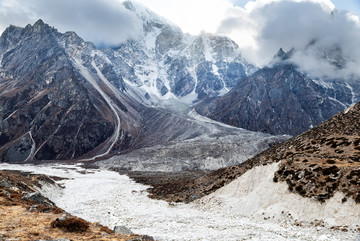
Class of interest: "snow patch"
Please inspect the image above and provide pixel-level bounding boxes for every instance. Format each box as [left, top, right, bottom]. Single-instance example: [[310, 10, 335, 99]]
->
[[345, 82, 357, 104], [72, 55, 121, 160], [344, 103, 356, 114], [24, 131, 35, 162]]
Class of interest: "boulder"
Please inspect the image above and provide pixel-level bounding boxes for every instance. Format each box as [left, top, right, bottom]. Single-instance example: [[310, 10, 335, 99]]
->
[[113, 225, 133, 234], [23, 192, 53, 206]]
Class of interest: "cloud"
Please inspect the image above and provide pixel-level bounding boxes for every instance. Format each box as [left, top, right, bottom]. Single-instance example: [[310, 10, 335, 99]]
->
[[0, 0, 143, 47], [137, 0, 233, 35], [217, 0, 360, 79], [0, 0, 359, 79]]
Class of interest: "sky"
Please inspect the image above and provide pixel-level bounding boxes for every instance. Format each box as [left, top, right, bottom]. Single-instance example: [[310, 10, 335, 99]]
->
[[0, 0, 359, 78]]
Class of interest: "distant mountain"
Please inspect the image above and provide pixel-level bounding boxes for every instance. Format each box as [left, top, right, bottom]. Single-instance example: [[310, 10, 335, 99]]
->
[[195, 52, 360, 136], [150, 101, 360, 204], [1, 1, 359, 164]]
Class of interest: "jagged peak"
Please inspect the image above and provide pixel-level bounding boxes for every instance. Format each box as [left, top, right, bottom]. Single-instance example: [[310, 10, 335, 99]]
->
[[123, 0, 136, 12], [22, 19, 57, 34], [1, 24, 22, 36], [272, 47, 295, 63], [0, 24, 23, 47], [34, 19, 45, 27], [121, 0, 181, 33], [276, 48, 286, 57]]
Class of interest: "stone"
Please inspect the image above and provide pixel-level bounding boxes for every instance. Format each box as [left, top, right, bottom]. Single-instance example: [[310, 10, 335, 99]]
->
[[36, 239, 70, 241], [113, 225, 133, 234], [23, 192, 53, 206], [28, 205, 38, 212], [0, 189, 10, 198], [0, 179, 11, 188], [140, 235, 155, 241]]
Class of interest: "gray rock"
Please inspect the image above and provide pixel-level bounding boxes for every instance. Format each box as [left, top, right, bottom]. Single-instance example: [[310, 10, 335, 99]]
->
[[128, 235, 155, 241], [23, 192, 53, 206], [0, 189, 10, 198], [36, 239, 70, 241], [114, 225, 133, 234], [139, 235, 155, 241], [28, 205, 38, 212], [0, 179, 11, 188]]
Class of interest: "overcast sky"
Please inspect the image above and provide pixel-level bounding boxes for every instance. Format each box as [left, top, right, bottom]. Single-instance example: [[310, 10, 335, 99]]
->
[[0, 0, 359, 78]]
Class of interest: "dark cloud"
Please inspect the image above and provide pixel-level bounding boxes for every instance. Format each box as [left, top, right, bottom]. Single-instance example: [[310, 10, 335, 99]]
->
[[0, 0, 143, 47]]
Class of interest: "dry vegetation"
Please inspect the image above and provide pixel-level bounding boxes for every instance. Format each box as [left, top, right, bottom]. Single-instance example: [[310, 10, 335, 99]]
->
[[51, 217, 90, 233]]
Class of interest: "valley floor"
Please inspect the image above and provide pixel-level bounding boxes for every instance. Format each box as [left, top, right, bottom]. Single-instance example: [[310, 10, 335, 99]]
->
[[0, 163, 358, 241]]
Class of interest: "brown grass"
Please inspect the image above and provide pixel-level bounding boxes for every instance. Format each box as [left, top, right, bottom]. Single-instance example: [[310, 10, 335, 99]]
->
[[51, 217, 90, 233]]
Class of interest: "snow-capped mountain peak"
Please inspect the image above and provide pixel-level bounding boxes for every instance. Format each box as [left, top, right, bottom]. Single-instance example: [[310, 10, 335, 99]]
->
[[91, 0, 254, 105]]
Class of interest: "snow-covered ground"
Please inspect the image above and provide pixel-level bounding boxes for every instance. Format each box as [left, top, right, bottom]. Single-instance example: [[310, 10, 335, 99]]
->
[[0, 163, 358, 241]]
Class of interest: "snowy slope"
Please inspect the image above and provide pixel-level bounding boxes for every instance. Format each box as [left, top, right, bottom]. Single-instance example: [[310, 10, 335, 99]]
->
[[0, 163, 357, 241], [197, 163, 360, 228]]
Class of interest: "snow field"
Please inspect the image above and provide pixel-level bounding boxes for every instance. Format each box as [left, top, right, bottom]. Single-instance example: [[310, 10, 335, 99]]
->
[[0, 163, 358, 241]]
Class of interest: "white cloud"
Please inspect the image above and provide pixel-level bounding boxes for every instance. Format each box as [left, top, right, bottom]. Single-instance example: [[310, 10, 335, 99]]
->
[[0, 0, 359, 79], [0, 0, 143, 47], [216, 0, 360, 78], [136, 0, 234, 35]]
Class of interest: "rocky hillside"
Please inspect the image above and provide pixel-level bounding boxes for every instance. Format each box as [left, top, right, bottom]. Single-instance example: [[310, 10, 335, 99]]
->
[[144, 102, 360, 204], [195, 62, 356, 136], [1, 3, 359, 165], [0, 169, 151, 240], [0, 20, 142, 162]]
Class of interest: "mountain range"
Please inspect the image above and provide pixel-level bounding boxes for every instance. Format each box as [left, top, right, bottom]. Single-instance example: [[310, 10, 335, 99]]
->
[[195, 48, 360, 135], [0, 17, 281, 164], [0, 0, 359, 165]]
